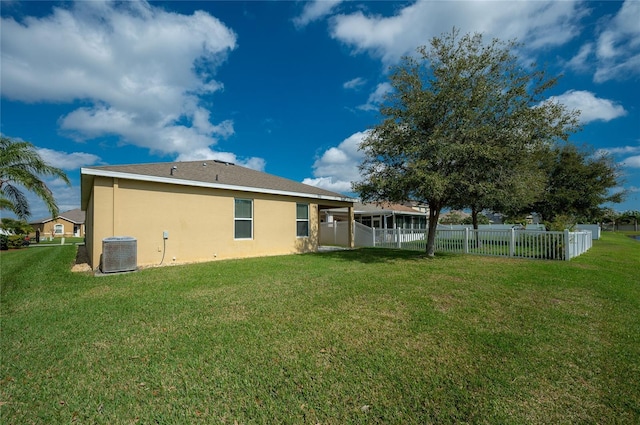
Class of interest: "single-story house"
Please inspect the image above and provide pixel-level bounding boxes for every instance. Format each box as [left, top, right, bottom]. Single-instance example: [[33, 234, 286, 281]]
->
[[323, 202, 429, 230], [81, 160, 355, 271], [30, 208, 86, 238]]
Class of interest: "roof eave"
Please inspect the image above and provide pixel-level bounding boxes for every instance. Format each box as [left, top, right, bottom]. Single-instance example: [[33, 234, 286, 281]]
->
[[80, 172, 95, 211]]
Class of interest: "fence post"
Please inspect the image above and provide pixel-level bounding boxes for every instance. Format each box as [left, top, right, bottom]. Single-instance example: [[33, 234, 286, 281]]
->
[[509, 228, 515, 257], [464, 227, 469, 254], [372, 227, 376, 247], [564, 229, 571, 260], [396, 227, 401, 249]]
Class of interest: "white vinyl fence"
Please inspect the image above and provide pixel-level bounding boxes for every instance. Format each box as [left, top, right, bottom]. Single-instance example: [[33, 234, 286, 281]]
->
[[319, 221, 350, 246], [320, 221, 593, 260], [320, 221, 378, 247], [320, 222, 593, 261], [371, 227, 592, 260]]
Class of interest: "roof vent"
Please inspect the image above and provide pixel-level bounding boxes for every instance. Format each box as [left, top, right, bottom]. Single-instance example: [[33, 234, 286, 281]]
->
[[213, 159, 234, 166], [170, 165, 177, 176], [101, 236, 137, 273]]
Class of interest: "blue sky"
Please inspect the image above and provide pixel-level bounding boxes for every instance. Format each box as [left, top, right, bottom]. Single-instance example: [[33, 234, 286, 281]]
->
[[1, 0, 639, 220]]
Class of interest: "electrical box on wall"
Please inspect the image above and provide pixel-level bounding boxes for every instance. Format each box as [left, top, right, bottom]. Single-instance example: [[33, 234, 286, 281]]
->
[[163, 231, 169, 239]]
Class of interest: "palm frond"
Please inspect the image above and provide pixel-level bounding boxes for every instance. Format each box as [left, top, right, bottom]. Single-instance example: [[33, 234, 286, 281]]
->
[[0, 136, 70, 219]]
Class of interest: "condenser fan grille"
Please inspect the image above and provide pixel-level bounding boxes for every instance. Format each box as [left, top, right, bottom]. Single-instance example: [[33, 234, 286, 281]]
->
[[101, 236, 137, 273]]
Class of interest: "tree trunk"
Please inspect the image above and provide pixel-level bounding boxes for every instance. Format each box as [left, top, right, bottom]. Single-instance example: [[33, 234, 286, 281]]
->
[[426, 207, 441, 257], [471, 207, 481, 248]]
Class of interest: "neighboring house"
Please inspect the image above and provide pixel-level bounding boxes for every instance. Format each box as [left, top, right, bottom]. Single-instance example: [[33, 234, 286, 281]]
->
[[81, 160, 355, 270], [30, 208, 85, 238], [323, 202, 429, 230]]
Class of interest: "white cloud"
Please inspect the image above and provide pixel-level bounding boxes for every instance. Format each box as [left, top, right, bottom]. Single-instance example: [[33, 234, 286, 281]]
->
[[175, 148, 265, 171], [302, 176, 353, 194], [36, 148, 101, 170], [567, 1, 640, 82], [598, 145, 640, 156], [547, 90, 627, 124], [596, 145, 640, 171], [0, 1, 248, 162], [241, 157, 267, 172], [593, 0, 640, 82], [46, 178, 80, 214], [343, 77, 367, 90], [330, 0, 587, 64], [622, 155, 640, 168], [302, 131, 368, 193], [293, 0, 343, 28], [567, 43, 594, 72], [358, 82, 392, 111]]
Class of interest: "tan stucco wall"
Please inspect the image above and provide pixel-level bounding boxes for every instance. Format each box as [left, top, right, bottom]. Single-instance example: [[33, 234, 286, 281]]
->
[[86, 177, 347, 270]]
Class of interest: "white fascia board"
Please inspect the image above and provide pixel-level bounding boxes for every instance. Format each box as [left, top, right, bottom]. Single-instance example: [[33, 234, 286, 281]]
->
[[81, 168, 356, 203], [326, 208, 427, 216]]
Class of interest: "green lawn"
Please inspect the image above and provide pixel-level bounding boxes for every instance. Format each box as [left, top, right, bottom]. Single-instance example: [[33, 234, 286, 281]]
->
[[32, 236, 85, 245], [1, 233, 639, 424]]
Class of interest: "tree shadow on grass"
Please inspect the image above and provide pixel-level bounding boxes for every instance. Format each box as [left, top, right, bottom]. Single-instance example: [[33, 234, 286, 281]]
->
[[313, 247, 461, 264]]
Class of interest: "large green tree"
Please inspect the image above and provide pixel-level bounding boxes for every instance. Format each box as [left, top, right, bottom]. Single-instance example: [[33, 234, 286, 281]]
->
[[354, 30, 578, 256], [0, 136, 70, 219], [528, 143, 624, 222]]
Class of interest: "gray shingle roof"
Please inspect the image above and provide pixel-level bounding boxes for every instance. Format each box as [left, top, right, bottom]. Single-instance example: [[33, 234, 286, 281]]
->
[[60, 208, 86, 223], [31, 208, 85, 224], [353, 202, 423, 214], [326, 202, 428, 215], [82, 160, 353, 202]]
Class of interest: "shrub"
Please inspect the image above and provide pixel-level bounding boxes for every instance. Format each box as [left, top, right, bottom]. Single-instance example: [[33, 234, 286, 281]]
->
[[544, 214, 576, 232], [6, 235, 28, 249]]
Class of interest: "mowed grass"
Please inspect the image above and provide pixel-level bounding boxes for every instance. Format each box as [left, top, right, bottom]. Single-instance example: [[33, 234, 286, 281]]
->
[[1, 233, 639, 424], [33, 236, 85, 245]]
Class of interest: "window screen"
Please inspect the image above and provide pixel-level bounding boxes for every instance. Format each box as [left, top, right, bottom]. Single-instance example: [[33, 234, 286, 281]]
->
[[235, 199, 253, 239], [296, 203, 309, 237]]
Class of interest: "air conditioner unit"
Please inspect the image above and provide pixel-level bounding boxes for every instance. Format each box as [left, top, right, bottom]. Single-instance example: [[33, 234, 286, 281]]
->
[[101, 236, 137, 273]]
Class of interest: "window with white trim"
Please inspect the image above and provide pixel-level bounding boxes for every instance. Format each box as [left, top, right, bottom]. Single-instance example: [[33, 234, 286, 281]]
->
[[54, 224, 64, 235], [296, 203, 309, 237], [234, 198, 253, 239]]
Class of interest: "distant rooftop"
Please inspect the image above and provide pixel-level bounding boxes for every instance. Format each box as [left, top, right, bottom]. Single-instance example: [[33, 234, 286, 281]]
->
[[30, 208, 85, 224]]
